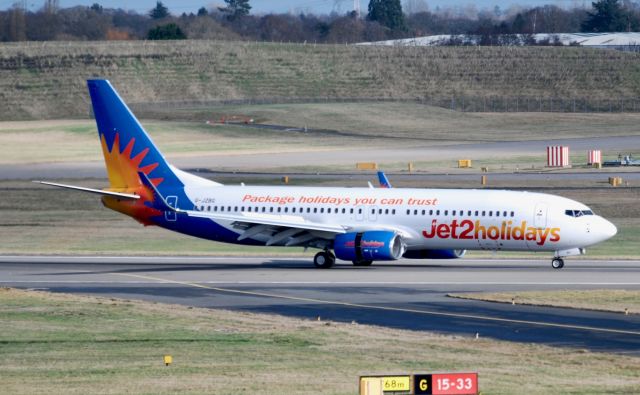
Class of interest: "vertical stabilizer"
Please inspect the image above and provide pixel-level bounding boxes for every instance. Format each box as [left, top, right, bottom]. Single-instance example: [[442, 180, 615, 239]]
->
[[87, 79, 182, 196]]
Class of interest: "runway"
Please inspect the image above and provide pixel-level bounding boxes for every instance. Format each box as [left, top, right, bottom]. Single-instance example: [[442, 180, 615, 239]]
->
[[1, 256, 640, 356]]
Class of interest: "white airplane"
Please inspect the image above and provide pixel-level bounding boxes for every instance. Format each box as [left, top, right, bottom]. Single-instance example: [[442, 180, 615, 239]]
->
[[38, 80, 617, 269]]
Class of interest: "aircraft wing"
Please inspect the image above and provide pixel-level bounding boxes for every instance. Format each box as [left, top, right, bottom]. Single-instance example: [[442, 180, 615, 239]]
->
[[186, 210, 348, 234]]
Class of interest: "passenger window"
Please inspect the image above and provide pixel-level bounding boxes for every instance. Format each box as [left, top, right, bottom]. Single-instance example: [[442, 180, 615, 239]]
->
[[342, 208, 346, 214], [475, 210, 478, 216], [503, 211, 507, 217], [284, 207, 288, 213], [444, 210, 448, 216], [414, 210, 418, 215], [406, 209, 410, 215], [307, 207, 311, 213], [277, 207, 281, 213], [510, 211, 515, 217], [436, 210, 440, 215], [452, 210, 456, 216], [221, 206, 225, 212], [482, 211, 485, 216], [385, 209, 389, 215], [392, 209, 396, 215], [350, 208, 354, 214], [429, 210, 433, 215], [321, 208, 324, 213], [379, 209, 383, 214], [314, 208, 318, 213], [260, 207, 265, 212], [421, 210, 425, 215], [292, 208, 296, 213], [468, 210, 472, 216]]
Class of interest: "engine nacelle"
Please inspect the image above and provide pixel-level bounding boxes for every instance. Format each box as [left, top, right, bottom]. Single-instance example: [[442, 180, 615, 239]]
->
[[334, 231, 405, 261], [403, 249, 466, 259]]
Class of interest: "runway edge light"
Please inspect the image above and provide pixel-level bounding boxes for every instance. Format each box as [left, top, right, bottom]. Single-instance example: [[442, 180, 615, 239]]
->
[[163, 355, 172, 366]]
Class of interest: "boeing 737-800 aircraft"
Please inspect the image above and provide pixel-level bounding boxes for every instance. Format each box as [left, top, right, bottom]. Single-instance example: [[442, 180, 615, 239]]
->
[[38, 80, 617, 269]]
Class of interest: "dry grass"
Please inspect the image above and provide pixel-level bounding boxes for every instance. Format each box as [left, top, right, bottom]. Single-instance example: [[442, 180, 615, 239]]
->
[[2, 41, 640, 120], [449, 290, 640, 315], [1, 287, 639, 394], [0, 119, 348, 165], [3, 106, 640, 165]]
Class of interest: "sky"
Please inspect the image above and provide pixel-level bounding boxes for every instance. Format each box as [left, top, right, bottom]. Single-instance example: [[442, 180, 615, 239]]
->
[[0, 0, 589, 16]]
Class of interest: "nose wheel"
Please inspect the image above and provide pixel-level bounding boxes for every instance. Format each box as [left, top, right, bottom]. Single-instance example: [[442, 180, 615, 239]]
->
[[551, 258, 564, 269], [314, 251, 335, 269]]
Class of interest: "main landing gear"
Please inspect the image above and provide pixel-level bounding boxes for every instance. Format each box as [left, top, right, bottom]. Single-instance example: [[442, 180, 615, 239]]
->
[[551, 258, 565, 269], [314, 250, 335, 269]]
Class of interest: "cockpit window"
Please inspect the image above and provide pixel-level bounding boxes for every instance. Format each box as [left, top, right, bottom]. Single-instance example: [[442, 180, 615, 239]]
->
[[565, 209, 594, 217]]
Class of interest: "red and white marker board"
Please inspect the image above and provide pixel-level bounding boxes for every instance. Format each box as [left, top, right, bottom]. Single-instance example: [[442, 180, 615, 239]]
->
[[547, 146, 569, 167], [588, 150, 601, 165]]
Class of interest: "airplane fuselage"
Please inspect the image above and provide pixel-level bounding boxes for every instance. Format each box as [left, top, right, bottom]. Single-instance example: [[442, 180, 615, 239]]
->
[[127, 185, 616, 254]]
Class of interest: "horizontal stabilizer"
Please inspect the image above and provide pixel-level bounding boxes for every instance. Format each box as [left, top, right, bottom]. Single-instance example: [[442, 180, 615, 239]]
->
[[34, 181, 140, 200]]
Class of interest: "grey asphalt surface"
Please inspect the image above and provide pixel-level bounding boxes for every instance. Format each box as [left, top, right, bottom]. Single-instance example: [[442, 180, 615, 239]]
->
[[2, 256, 639, 356]]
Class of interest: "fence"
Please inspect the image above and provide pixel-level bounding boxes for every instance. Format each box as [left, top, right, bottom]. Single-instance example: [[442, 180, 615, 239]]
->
[[128, 95, 640, 114]]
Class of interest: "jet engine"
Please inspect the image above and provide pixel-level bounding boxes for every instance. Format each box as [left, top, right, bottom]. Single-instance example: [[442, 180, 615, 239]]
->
[[334, 231, 405, 261]]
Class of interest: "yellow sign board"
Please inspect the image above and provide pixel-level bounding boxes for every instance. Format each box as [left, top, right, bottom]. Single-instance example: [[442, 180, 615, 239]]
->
[[360, 375, 411, 394], [382, 376, 410, 392]]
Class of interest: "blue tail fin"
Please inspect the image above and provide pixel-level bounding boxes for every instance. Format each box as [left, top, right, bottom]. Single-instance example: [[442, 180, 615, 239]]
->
[[377, 171, 392, 188], [87, 79, 182, 195]]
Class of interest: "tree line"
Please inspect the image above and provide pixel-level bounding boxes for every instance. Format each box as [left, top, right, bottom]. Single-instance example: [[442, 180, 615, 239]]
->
[[1, 0, 639, 43]]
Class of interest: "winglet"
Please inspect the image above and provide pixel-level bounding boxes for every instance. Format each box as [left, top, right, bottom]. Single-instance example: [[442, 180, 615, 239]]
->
[[377, 171, 392, 188]]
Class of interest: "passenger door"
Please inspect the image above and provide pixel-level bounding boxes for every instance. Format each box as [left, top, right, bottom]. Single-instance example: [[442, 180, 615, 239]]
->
[[534, 203, 548, 229]]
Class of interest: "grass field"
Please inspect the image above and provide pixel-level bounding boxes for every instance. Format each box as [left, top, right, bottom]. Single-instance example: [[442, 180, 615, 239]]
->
[[3, 105, 640, 166], [2, 41, 640, 120], [449, 290, 640, 315], [1, 288, 639, 394]]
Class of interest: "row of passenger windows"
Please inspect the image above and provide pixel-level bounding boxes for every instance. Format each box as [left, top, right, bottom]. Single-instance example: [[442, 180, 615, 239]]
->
[[407, 209, 515, 218], [196, 205, 390, 215], [195, 204, 515, 218]]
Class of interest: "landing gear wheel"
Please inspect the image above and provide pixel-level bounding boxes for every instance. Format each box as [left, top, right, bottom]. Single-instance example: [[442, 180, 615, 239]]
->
[[352, 260, 373, 267], [314, 251, 335, 269], [551, 258, 565, 269]]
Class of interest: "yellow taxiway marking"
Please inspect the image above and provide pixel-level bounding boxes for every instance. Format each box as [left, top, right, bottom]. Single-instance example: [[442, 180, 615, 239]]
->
[[116, 272, 640, 337]]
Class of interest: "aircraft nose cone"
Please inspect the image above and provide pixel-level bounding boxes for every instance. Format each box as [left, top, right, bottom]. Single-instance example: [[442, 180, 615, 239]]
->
[[599, 218, 617, 241], [604, 220, 618, 239]]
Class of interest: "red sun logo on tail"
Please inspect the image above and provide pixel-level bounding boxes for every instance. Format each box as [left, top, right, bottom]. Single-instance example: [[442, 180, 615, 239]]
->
[[99, 132, 163, 225]]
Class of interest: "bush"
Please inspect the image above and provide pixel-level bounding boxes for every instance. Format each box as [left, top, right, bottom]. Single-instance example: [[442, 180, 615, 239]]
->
[[147, 23, 186, 40]]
